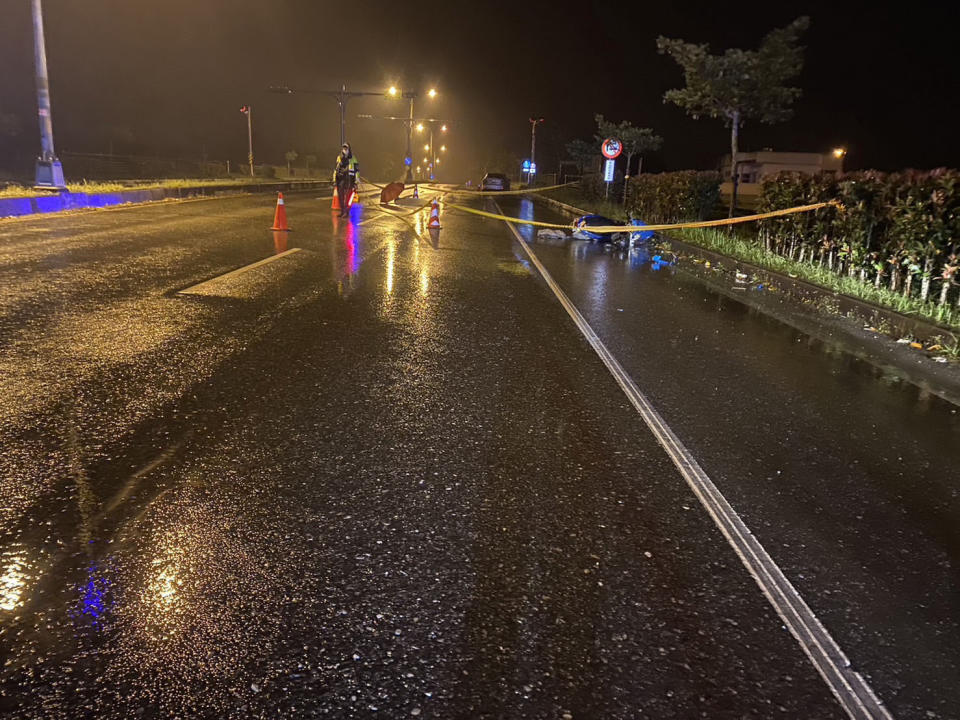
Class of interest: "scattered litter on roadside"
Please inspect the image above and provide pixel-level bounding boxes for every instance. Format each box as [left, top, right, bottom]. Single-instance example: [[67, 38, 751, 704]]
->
[[735, 271, 750, 283], [910, 342, 924, 349], [896, 338, 912, 344], [932, 356, 949, 363], [927, 344, 943, 351]]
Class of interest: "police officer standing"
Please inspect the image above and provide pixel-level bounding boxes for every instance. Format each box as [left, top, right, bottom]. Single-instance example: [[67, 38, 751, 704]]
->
[[333, 143, 359, 217]]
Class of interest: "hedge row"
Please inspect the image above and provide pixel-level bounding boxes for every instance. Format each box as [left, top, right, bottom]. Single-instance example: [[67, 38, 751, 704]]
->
[[757, 170, 960, 307], [625, 171, 722, 223]]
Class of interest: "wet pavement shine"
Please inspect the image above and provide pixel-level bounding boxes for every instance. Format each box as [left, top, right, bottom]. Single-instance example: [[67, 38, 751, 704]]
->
[[0, 190, 954, 718]]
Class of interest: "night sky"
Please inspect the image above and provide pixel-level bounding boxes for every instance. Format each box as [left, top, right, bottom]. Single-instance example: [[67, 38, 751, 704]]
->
[[1, 0, 957, 180]]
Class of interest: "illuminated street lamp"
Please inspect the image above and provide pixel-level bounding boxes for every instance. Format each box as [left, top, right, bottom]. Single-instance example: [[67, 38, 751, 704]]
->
[[428, 88, 438, 99], [388, 86, 399, 97], [832, 147, 847, 159], [424, 143, 430, 151], [440, 145, 446, 152]]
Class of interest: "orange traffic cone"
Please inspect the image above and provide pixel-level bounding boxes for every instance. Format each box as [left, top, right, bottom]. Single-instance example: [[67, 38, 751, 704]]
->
[[427, 198, 441, 229], [331, 188, 341, 212], [271, 192, 291, 231]]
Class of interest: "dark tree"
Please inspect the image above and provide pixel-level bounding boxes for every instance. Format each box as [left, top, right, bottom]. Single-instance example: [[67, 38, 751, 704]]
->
[[657, 17, 810, 217]]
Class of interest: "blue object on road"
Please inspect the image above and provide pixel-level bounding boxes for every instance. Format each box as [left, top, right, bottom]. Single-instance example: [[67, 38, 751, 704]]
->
[[572, 214, 627, 242], [629, 219, 655, 243]]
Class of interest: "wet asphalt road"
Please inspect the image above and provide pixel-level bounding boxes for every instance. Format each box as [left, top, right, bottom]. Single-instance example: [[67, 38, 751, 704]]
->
[[0, 190, 955, 718]]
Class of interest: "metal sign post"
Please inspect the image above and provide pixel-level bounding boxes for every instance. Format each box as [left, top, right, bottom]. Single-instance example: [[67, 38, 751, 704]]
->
[[601, 137, 622, 200]]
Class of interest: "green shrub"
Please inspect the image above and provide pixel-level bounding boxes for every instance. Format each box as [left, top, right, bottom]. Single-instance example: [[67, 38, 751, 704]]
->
[[626, 170, 722, 222], [757, 169, 960, 308]]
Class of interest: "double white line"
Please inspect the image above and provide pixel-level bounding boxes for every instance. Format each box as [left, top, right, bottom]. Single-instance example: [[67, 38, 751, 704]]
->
[[497, 206, 893, 720]]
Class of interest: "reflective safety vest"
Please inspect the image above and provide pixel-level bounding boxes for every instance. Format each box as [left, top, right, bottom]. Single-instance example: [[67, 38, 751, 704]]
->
[[334, 154, 359, 183]]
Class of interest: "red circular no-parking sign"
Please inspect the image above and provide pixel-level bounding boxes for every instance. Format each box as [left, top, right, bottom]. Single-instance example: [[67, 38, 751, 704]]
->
[[601, 138, 622, 159]]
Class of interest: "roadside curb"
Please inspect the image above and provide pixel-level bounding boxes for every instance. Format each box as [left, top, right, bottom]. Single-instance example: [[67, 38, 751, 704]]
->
[[0, 180, 332, 220], [536, 194, 588, 217]]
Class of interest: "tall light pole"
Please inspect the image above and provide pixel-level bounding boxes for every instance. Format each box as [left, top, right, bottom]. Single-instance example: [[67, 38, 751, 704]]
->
[[357, 86, 440, 181], [240, 105, 253, 176], [401, 88, 436, 180], [529, 117, 544, 185], [415, 120, 447, 182], [31, 0, 65, 189]]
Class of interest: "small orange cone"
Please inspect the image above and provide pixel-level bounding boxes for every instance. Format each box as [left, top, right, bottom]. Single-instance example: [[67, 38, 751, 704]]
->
[[271, 192, 291, 231], [427, 198, 441, 229], [331, 188, 341, 212]]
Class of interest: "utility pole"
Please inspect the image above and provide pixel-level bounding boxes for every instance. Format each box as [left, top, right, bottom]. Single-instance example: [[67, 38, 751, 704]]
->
[[31, 0, 65, 189], [529, 117, 544, 185], [241, 105, 254, 176]]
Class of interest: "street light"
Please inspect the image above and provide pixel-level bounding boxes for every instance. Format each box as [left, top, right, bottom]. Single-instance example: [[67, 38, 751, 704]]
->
[[428, 88, 438, 98], [441, 124, 448, 132], [388, 86, 399, 97], [424, 143, 430, 151], [440, 145, 446, 152], [240, 105, 253, 176], [832, 147, 847, 159]]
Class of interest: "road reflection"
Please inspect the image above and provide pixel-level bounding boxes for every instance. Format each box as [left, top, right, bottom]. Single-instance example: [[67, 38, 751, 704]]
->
[[0, 547, 31, 612]]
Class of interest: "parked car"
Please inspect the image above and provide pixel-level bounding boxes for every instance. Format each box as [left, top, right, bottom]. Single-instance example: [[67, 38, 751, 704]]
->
[[480, 172, 510, 191]]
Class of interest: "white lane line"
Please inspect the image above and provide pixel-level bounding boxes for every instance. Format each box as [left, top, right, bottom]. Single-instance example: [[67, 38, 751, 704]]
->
[[496, 205, 893, 720], [178, 248, 303, 294]]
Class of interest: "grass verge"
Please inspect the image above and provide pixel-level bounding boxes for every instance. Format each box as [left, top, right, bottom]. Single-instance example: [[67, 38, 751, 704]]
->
[[543, 188, 960, 335], [0, 177, 309, 199]]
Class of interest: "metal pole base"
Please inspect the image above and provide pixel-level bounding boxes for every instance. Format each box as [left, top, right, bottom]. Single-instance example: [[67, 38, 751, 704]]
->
[[34, 159, 66, 190]]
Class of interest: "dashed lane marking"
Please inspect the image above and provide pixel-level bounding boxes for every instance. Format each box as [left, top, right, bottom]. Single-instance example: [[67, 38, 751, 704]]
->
[[495, 203, 894, 720], [177, 248, 303, 295]]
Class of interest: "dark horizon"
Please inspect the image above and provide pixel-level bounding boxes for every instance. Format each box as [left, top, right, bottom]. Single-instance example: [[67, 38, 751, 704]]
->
[[1, 0, 958, 181]]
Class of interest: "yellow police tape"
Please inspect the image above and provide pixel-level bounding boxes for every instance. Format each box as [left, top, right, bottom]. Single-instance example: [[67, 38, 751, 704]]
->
[[361, 177, 579, 197], [444, 199, 841, 234], [420, 181, 580, 197]]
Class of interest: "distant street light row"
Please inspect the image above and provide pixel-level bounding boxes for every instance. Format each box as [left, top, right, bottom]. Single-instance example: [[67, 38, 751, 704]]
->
[[270, 82, 442, 179]]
